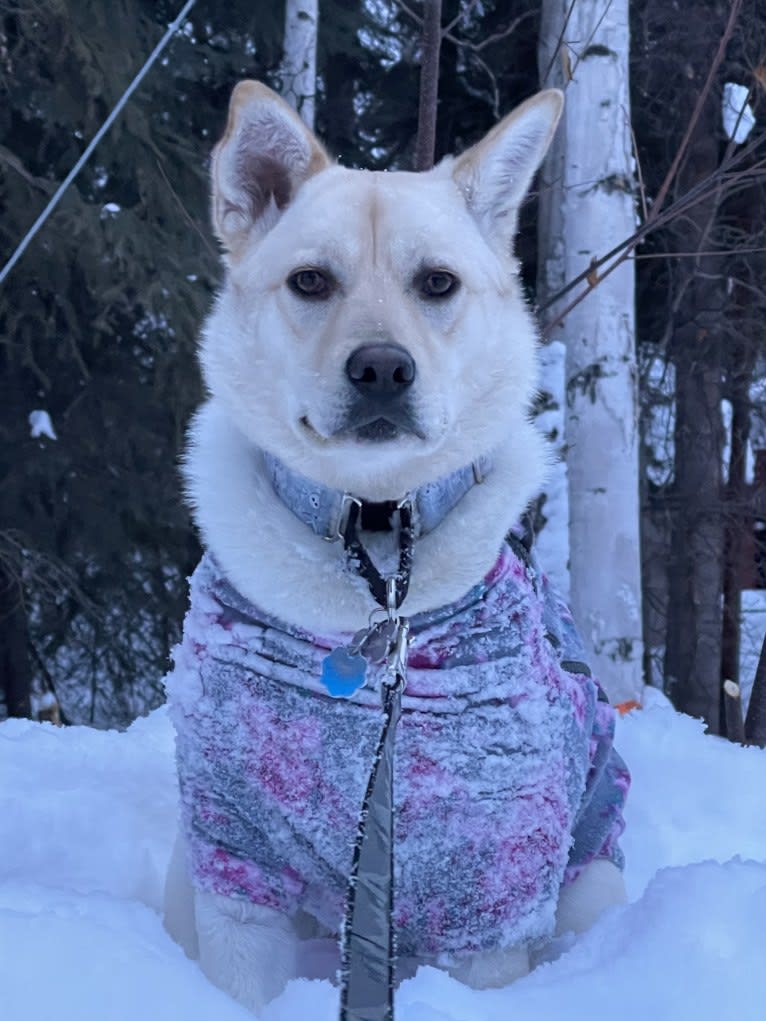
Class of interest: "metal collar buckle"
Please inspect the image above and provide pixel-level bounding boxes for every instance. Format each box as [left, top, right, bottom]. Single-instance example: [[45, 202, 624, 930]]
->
[[328, 493, 362, 543]]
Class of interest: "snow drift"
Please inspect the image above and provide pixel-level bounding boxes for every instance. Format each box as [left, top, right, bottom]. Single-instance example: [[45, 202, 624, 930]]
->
[[1, 694, 766, 1020]]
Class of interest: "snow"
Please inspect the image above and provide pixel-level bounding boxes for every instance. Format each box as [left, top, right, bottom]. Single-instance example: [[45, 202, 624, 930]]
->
[[28, 408, 57, 440], [722, 83, 756, 144], [643, 355, 674, 487], [2, 698, 766, 1020]]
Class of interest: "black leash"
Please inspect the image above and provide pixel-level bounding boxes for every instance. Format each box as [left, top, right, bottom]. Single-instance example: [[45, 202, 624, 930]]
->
[[341, 498, 415, 610], [335, 498, 413, 1021]]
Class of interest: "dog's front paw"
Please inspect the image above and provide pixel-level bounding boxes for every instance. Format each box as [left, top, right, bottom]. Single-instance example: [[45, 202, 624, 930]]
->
[[444, 944, 531, 989], [195, 891, 299, 1012]]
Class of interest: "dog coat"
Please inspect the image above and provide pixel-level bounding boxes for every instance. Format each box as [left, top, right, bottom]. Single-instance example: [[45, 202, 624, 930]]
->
[[166, 541, 629, 959]]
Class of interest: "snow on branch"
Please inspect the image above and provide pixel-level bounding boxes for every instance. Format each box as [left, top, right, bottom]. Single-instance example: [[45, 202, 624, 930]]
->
[[722, 82, 755, 144]]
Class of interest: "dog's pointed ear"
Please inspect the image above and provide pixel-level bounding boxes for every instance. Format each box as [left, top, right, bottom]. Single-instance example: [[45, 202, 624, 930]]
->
[[451, 90, 563, 253], [211, 81, 331, 259]]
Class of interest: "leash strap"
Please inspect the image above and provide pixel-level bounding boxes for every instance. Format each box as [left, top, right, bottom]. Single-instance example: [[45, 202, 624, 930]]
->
[[342, 499, 414, 610], [339, 618, 409, 1021], [336, 486, 415, 1018], [339, 678, 402, 1021]]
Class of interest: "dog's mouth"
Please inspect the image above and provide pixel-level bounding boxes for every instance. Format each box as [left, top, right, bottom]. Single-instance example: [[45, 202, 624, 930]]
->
[[353, 418, 402, 442], [301, 409, 426, 444]]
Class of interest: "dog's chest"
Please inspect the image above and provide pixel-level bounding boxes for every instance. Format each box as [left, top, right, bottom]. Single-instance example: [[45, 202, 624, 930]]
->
[[167, 547, 595, 956]]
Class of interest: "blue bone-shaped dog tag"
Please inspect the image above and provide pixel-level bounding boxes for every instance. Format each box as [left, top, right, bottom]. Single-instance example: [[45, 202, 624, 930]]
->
[[321, 646, 368, 698]]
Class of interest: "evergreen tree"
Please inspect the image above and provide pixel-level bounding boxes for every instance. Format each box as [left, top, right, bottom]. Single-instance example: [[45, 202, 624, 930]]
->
[[0, 0, 543, 725], [0, 0, 283, 723]]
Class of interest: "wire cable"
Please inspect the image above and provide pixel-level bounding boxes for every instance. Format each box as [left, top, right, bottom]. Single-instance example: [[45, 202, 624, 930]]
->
[[0, 0, 197, 287]]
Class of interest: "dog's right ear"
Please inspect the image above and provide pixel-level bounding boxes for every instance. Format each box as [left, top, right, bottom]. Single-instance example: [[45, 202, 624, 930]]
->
[[211, 81, 331, 259]]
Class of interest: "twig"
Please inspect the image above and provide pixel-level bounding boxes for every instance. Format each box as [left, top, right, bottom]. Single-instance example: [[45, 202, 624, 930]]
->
[[541, 0, 745, 332], [442, 0, 480, 36], [0, 143, 56, 194], [444, 11, 534, 53], [540, 140, 766, 334], [635, 246, 766, 260], [568, 0, 615, 82], [649, 0, 742, 220], [391, 0, 420, 26], [155, 157, 218, 259], [627, 106, 649, 223], [540, 0, 578, 86]]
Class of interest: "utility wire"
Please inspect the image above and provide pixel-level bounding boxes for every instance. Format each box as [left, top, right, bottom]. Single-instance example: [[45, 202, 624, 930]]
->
[[0, 0, 197, 287]]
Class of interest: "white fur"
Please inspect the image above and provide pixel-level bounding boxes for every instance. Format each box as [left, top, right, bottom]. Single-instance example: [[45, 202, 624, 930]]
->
[[195, 892, 300, 1014], [554, 858, 628, 937], [164, 82, 626, 1012], [184, 399, 546, 632], [163, 831, 199, 960]]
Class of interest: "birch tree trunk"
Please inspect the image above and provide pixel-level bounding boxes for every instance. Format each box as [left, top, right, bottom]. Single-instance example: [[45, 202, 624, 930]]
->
[[282, 0, 318, 129], [538, 0, 643, 705]]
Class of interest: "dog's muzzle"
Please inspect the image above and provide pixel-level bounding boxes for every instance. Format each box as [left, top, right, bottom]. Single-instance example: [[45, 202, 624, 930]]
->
[[341, 344, 423, 441]]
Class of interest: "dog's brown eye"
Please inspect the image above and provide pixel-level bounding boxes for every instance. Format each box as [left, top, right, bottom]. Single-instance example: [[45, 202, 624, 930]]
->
[[419, 270, 459, 299], [288, 268, 334, 299]]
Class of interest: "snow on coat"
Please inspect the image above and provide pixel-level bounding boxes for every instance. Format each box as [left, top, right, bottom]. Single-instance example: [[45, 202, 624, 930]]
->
[[165, 541, 629, 959]]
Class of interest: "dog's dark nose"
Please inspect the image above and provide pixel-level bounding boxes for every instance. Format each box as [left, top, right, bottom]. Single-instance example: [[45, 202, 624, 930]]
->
[[345, 344, 416, 398]]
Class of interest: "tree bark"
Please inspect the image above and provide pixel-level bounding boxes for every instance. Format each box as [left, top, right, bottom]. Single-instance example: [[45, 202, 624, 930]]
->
[[664, 344, 725, 730], [662, 3, 729, 732], [414, 0, 443, 172], [283, 0, 319, 129], [0, 561, 32, 718], [538, 0, 644, 705], [720, 330, 753, 722], [745, 631, 766, 747]]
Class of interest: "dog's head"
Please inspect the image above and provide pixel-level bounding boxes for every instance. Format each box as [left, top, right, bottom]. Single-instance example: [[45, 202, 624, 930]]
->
[[199, 82, 562, 501]]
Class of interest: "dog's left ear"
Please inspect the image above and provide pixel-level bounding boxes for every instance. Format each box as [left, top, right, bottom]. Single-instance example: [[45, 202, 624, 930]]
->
[[451, 90, 563, 253]]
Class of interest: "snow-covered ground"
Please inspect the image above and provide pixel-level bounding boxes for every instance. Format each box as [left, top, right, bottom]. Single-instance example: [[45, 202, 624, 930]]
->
[[2, 691, 766, 1021]]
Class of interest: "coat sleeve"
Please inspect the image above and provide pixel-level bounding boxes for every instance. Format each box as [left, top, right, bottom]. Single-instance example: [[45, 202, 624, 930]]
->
[[534, 553, 631, 882]]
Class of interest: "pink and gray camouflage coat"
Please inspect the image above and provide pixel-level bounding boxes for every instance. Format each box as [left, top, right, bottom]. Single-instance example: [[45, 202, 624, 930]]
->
[[165, 539, 629, 960]]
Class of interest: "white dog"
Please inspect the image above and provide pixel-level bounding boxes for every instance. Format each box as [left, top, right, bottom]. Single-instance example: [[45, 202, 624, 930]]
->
[[163, 81, 629, 1013]]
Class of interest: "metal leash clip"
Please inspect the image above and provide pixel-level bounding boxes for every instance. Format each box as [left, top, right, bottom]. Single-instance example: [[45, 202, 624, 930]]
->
[[384, 577, 409, 692]]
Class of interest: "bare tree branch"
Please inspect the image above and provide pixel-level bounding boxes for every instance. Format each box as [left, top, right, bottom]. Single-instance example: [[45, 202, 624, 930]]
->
[[650, 0, 742, 218], [0, 142, 56, 194], [540, 0, 578, 85], [540, 138, 766, 335], [541, 0, 746, 335]]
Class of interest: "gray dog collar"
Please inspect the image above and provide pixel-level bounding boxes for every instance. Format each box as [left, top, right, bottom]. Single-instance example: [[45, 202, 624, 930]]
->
[[262, 451, 492, 542]]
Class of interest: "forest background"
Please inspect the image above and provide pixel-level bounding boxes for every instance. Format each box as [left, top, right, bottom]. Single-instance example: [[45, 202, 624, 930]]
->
[[1, 0, 765, 739]]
